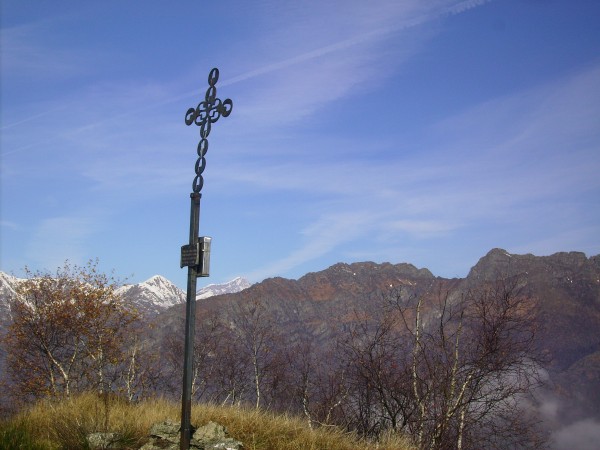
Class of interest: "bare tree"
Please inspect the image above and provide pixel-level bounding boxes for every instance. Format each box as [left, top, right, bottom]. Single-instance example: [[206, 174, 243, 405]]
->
[[285, 334, 350, 429], [119, 324, 166, 402], [228, 296, 282, 408], [337, 279, 546, 448], [160, 311, 224, 402], [387, 279, 547, 449], [3, 261, 141, 403], [211, 330, 251, 406], [341, 306, 415, 437]]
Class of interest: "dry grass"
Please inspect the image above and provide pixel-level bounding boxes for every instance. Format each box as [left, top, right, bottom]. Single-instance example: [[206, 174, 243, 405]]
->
[[1, 393, 414, 450]]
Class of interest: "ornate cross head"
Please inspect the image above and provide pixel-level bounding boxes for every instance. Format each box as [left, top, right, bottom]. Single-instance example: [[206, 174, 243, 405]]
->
[[185, 68, 233, 193]]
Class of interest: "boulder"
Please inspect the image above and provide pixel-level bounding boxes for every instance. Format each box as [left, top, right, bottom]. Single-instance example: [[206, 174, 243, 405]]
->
[[192, 421, 243, 449], [140, 420, 243, 450], [87, 432, 123, 449], [140, 421, 179, 449]]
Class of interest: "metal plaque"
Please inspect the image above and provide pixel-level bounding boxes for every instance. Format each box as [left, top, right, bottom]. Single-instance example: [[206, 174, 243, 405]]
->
[[180, 243, 199, 268]]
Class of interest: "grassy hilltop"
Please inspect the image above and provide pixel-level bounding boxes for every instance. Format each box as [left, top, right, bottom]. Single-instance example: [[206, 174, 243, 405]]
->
[[0, 393, 413, 450]]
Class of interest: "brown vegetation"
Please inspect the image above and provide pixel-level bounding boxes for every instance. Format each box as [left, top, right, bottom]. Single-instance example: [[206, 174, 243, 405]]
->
[[4, 261, 140, 405], [0, 392, 415, 449]]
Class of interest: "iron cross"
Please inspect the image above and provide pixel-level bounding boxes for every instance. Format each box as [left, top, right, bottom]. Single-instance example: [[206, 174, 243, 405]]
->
[[184, 68, 233, 193], [180, 68, 232, 450]]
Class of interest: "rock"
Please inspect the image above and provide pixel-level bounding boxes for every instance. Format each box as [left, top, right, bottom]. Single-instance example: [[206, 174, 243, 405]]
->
[[192, 421, 244, 449], [140, 421, 180, 449], [140, 420, 243, 450], [192, 421, 227, 441], [149, 421, 183, 442], [87, 432, 123, 449]]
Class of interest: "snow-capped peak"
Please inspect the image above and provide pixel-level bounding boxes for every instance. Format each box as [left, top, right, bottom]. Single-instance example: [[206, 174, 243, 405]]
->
[[141, 275, 180, 297], [117, 275, 186, 315], [1, 271, 250, 318], [196, 276, 252, 300], [0, 272, 23, 299], [0, 272, 28, 324]]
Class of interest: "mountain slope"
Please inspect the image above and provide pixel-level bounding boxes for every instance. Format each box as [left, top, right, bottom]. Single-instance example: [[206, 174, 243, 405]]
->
[[0, 273, 23, 327], [465, 248, 600, 371], [0, 272, 187, 319], [196, 277, 252, 300], [156, 249, 600, 426], [116, 275, 186, 316]]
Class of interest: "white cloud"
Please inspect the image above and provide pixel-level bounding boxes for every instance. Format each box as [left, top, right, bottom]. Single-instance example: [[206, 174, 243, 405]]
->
[[243, 211, 373, 281], [1, 0, 488, 193], [0, 20, 89, 79], [25, 213, 103, 269], [382, 219, 459, 239], [218, 0, 490, 133], [238, 62, 600, 279], [0, 220, 19, 230], [4, 0, 597, 283]]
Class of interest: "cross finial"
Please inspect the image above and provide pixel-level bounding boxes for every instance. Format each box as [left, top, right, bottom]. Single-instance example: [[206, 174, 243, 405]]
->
[[185, 68, 233, 193]]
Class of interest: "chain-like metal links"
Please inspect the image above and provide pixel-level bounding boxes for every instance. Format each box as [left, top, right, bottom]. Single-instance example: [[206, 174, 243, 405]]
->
[[185, 68, 233, 193]]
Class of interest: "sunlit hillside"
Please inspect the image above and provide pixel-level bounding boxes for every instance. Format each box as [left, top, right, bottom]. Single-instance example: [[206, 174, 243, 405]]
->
[[0, 393, 414, 450]]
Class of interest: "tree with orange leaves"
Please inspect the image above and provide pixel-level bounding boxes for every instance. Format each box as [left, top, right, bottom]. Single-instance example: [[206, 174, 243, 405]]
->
[[3, 260, 140, 403]]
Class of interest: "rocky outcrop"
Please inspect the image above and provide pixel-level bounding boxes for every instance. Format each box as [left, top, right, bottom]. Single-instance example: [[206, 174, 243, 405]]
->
[[140, 421, 243, 450], [465, 248, 597, 285], [87, 432, 123, 449], [463, 248, 600, 367], [86, 421, 244, 450]]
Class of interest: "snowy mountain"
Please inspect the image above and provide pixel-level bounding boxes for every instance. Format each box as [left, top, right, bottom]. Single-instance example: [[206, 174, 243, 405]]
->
[[0, 272, 21, 300], [196, 277, 252, 300], [116, 275, 252, 314], [116, 275, 186, 316], [0, 271, 251, 321], [0, 271, 186, 319], [0, 272, 23, 326]]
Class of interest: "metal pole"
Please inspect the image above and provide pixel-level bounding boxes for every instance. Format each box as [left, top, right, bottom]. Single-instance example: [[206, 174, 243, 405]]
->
[[179, 68, 232, 450], [180, 193, 201, 450]]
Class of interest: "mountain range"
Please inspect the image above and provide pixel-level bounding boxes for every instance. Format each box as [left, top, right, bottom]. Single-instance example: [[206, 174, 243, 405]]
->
[[0, 272, 252, 319], [153, 249, 600, 428], [1, 248, 599, 447]]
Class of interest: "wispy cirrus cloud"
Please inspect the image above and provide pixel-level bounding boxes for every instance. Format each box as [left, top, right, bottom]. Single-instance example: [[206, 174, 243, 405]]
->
[[6, 0, 595, 284], [223, 0, 489, 131], [240, 62, 600, 279], [25, 212, 105, 270], [2, 0, 489, 195], [0, 220, 19, 230], [242, 211, 374, 281], [0, 22, 81, 77]]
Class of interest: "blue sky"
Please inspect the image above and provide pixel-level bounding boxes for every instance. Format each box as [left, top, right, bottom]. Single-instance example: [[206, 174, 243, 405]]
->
[[1, 0, 599, 289]]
